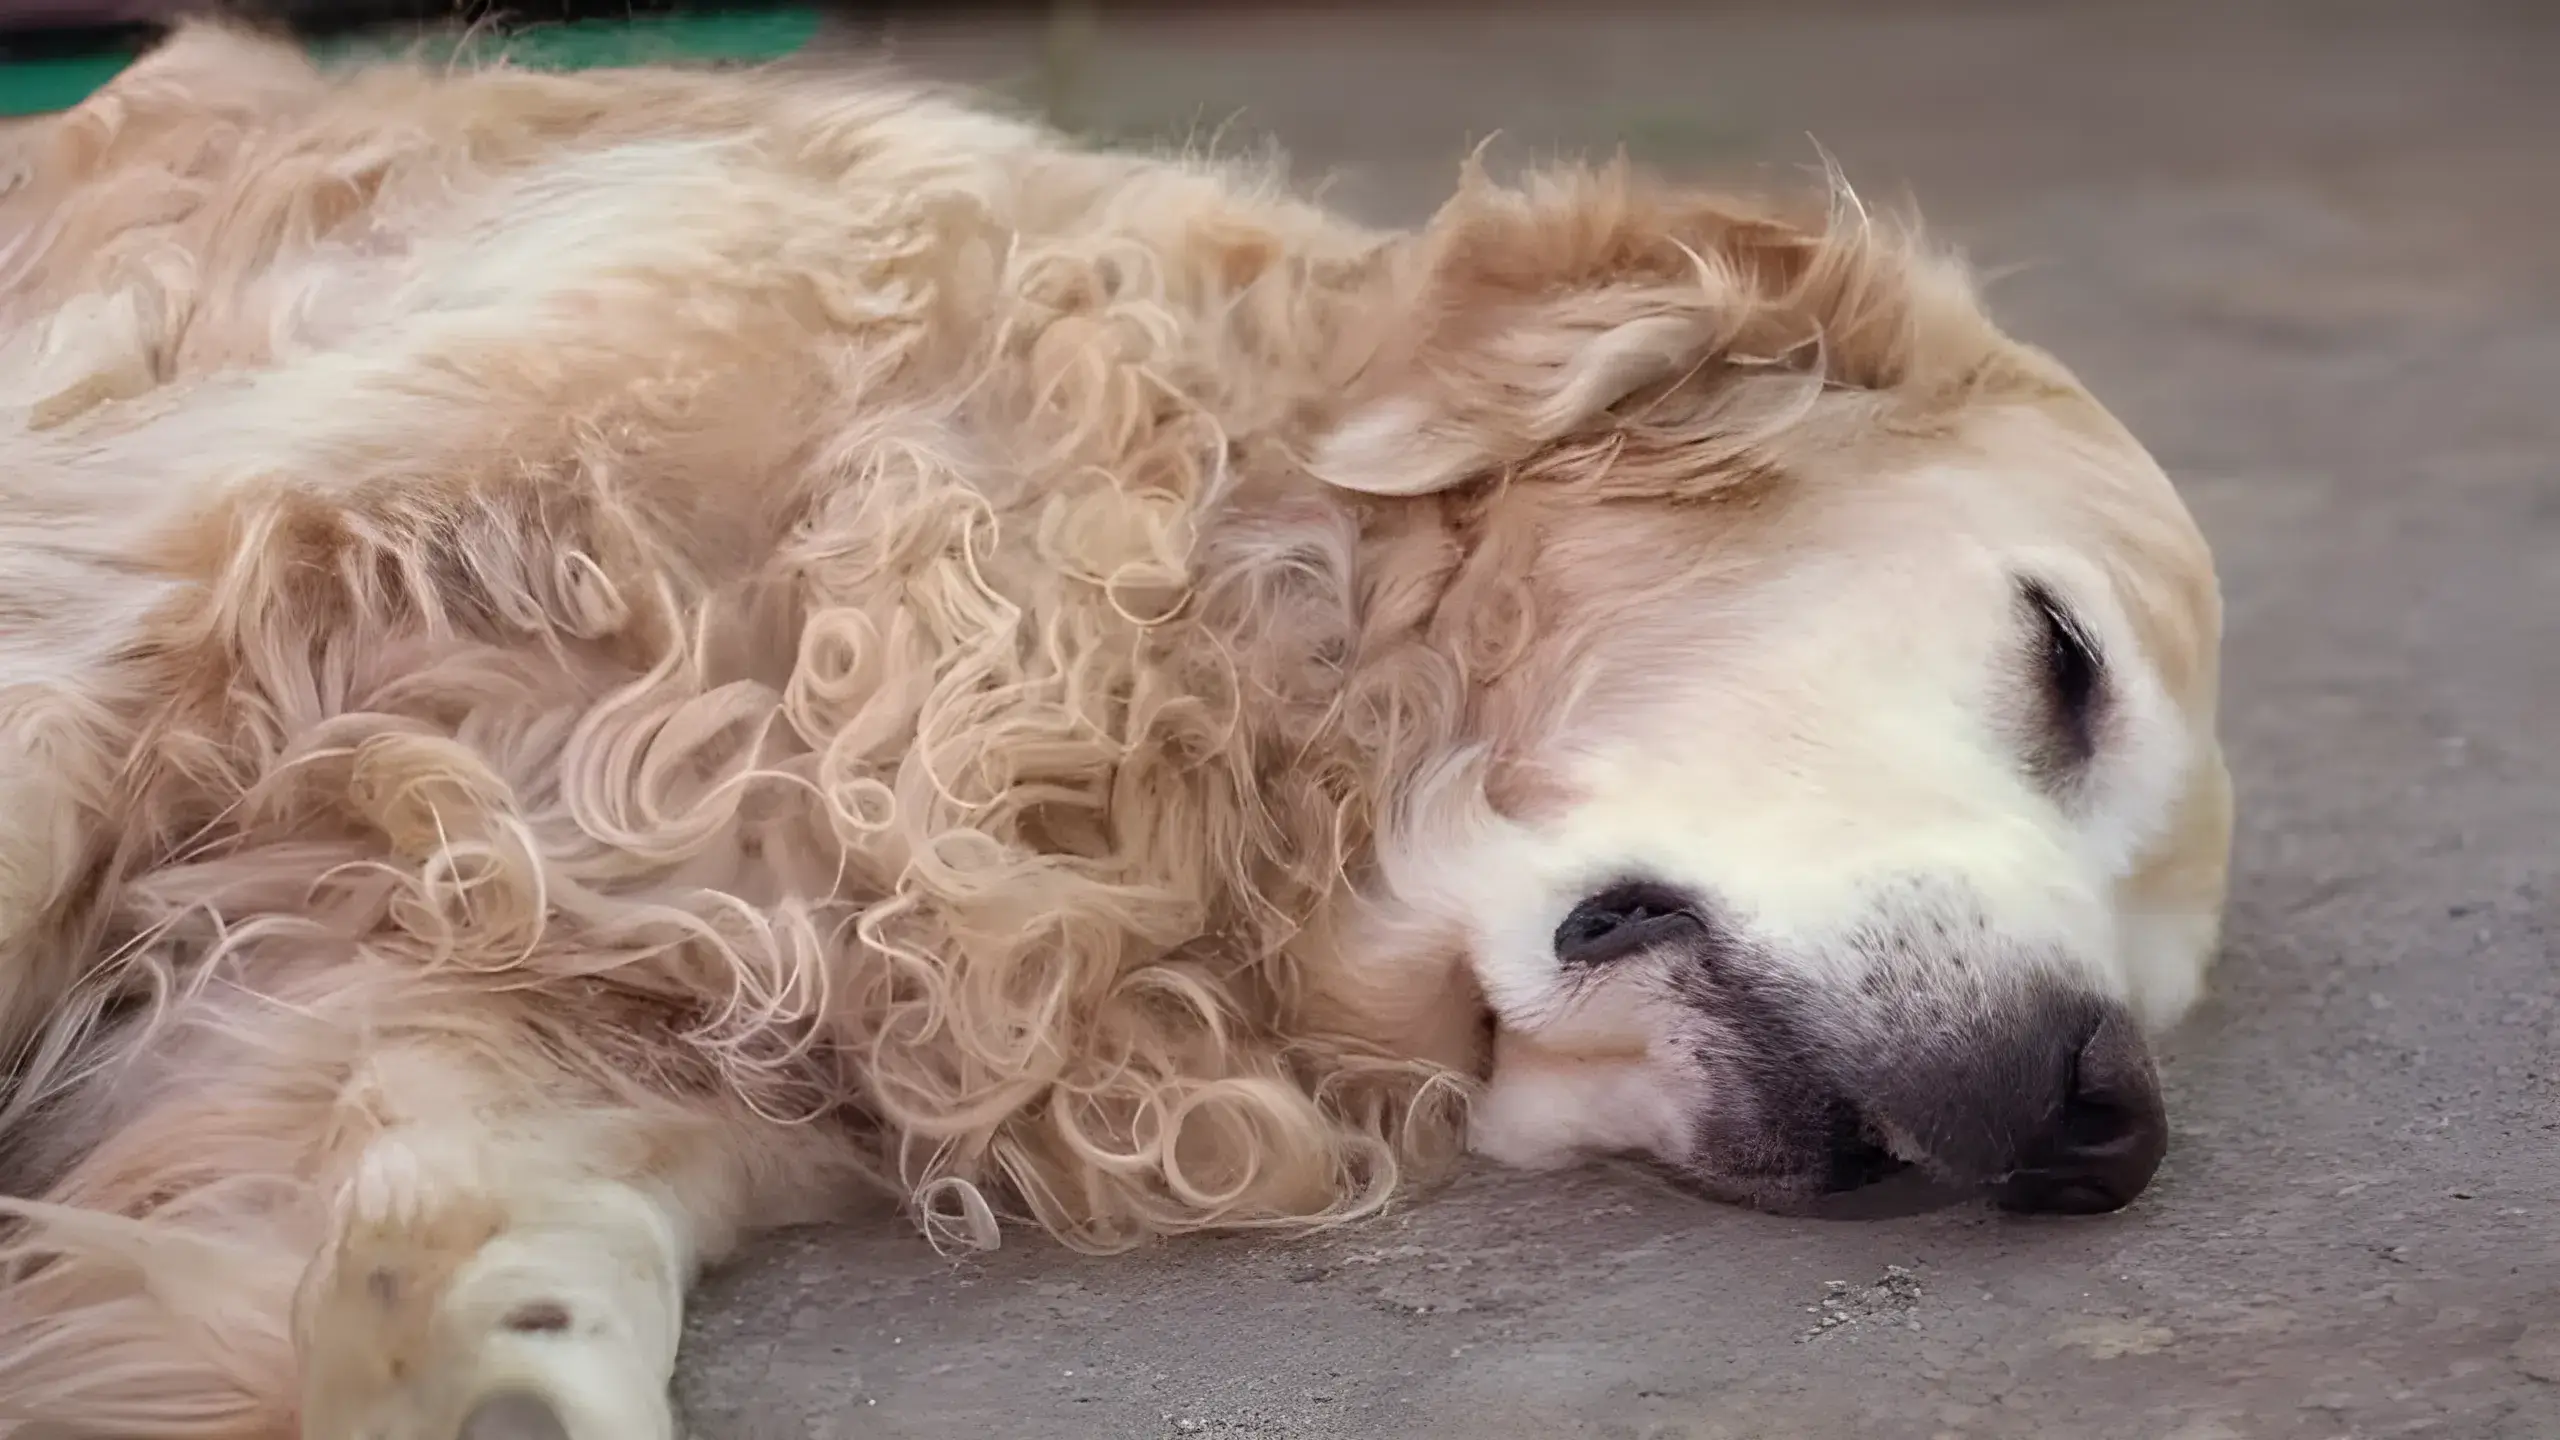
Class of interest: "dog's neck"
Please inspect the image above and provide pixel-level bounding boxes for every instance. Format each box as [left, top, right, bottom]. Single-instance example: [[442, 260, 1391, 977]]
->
[[880, 196, 1499, 1080], [1138, 285, 1504, 1077], [1170, 472, 1493, 1074]]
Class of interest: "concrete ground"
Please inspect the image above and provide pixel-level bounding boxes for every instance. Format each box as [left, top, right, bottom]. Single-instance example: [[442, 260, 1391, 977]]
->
[[676, 4, 2560, 1436]]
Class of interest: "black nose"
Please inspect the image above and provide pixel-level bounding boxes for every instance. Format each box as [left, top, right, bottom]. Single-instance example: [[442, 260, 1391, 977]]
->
[[1841, 994, 2168, 1216], [1990, 1008, 2169, 1215]]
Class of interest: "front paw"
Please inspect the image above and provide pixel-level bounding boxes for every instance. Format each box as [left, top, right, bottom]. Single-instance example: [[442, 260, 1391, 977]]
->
[[296, 1146, 681, 1440]]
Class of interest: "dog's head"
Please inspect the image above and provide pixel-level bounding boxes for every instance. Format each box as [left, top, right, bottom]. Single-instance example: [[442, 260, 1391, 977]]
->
[[1305, 169, 2229, 1216]]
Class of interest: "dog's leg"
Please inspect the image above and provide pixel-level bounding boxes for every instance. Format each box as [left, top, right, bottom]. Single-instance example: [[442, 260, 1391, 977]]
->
[[295, 1131, 690, 1440], [286, 1026, 849, 1440], [0, 984, 855, 1440]]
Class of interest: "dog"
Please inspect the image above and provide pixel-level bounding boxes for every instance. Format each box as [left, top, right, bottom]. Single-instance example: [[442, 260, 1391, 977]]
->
[[0, 22, 2232, 1439]]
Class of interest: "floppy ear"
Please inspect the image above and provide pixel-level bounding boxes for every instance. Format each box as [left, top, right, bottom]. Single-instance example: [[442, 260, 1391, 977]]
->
[[1307, 169, 1819, 498]]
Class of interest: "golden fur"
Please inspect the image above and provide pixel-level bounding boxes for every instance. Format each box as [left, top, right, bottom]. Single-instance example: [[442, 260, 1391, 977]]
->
[[0, 23, 2227, 1438]]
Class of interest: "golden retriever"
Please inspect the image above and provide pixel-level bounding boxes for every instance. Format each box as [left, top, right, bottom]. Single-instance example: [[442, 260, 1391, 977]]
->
[[0, 23, 2231, 1440]]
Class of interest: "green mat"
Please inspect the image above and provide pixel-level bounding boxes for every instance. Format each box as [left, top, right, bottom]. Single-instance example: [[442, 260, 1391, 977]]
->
[[1, 52, 127, 116], [1, 8, 822, 118]]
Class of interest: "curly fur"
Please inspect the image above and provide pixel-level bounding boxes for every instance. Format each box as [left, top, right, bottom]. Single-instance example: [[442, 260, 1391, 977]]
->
[[0, 22, 2224, 1439]]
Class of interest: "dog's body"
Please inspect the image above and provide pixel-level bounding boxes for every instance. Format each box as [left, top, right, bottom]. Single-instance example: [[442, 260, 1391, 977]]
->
[[0, 26, 2230, 1439]]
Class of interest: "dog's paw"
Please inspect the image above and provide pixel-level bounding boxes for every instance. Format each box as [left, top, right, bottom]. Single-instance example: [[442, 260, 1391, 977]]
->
[[296, 1143, 681, 1440]]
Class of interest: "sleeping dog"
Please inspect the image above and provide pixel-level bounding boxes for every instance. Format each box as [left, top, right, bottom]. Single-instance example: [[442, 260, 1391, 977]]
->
[[0, 24, 2229, 1438]]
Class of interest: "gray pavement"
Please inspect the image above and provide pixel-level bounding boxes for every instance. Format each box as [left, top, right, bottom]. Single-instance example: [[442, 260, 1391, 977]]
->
[[677, 4, 2560, 1435]]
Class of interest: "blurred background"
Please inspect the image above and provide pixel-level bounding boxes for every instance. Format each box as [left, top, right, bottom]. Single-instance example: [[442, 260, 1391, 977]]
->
[[6, 3, 2556, 1436]]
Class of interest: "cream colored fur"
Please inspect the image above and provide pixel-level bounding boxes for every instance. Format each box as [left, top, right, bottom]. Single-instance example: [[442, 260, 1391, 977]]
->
[[0, 23, 2229, 1439]]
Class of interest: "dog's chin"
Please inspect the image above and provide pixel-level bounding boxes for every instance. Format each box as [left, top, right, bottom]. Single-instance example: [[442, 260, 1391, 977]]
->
[[1796, 1165, 1984, 1221], [1630, 1157, 1983, 1222]]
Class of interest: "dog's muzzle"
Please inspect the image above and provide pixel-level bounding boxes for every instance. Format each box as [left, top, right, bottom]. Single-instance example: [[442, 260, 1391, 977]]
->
[[1826, 997, 2168, 1215]]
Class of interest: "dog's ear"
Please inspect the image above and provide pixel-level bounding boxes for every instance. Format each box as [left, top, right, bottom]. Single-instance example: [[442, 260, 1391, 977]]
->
[[1308, 169, 1821, 499]]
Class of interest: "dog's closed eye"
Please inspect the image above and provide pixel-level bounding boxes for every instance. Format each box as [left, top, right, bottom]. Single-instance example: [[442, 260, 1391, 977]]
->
[[1554, 881, 1706, 967], [2020, 578, 2106, 782]]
